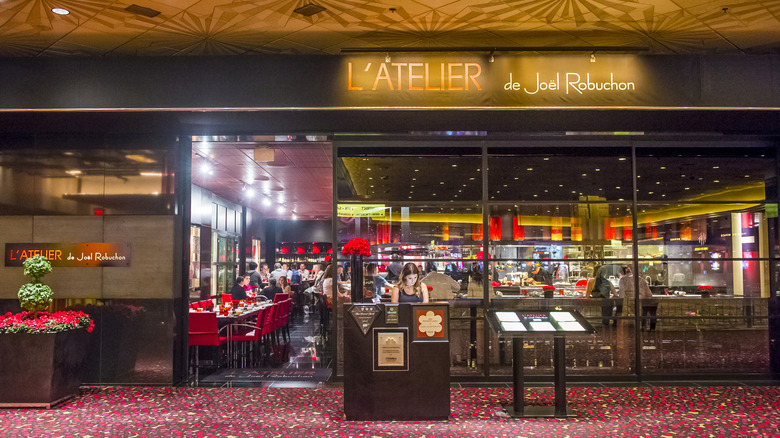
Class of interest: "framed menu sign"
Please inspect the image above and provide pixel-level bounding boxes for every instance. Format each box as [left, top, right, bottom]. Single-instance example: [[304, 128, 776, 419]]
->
[[373, 328, 408, 371], [413, 305, 448, 341]]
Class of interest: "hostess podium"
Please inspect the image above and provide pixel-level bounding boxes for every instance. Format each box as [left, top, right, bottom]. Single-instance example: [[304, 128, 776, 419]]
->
[[486, 309, 596, 418], [343, 303, 450, 420]]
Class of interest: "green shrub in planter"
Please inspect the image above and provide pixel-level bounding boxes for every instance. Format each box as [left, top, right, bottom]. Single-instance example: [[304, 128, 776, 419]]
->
[[18, 255, 54, 317]]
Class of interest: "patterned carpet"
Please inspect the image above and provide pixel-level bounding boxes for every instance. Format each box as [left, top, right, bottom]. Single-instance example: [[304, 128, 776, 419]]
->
[[1, 386, 779, 437]]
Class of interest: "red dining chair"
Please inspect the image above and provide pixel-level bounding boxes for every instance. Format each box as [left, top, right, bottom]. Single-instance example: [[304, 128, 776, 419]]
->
[[188, 312, 228, 384], [257, 304, 279, 363], [230, 307, 268, 368], [276, 299, 292, 342], [221, 294, 232, 306], [260, 303, 278, 344], [199, 300, 214, 310]]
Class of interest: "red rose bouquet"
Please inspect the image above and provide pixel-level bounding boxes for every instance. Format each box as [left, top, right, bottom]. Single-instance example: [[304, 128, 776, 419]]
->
[[342, 238, 371, 257]]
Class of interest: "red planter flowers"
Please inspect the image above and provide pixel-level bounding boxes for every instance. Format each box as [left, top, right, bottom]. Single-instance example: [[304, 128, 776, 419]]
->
[[342, 238, 371, 257], [0, 311, 94, 334]]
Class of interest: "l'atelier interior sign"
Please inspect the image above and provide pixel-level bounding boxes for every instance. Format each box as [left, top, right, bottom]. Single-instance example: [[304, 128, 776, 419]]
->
[[5, 243, 130, 267]]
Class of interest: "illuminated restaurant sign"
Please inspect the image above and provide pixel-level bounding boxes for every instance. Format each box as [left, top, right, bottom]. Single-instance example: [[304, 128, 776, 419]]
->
[[341, 55, 697, 107], [337, 204, 387, 218], [5, 243, 130, 267], [346, 61, 635, 95]]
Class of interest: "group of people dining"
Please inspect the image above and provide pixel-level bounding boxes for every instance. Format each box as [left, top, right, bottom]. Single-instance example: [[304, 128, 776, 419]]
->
[[229, 259, 441, 308], [229, 261, 314, 303], [225, 257, 659, 332]]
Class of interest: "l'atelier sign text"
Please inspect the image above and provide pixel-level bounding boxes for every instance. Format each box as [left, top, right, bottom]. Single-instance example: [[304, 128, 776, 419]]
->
[[347, 62, 483, 91], [5, 243, 130, 267], [505, 72, 636, 95]]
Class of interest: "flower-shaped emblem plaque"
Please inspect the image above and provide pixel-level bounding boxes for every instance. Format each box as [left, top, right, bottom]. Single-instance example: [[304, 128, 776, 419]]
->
[[416, 309, 447, 339]]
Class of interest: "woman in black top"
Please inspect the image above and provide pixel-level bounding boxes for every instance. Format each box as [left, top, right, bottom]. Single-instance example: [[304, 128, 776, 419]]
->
[[391, 263, 429, 303], [230, 275, 249, 301]]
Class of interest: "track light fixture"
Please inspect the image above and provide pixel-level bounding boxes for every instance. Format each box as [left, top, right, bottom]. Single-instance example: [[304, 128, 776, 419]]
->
[[590, 52, 596, 63], [385, 52, 391, 63], [488, 50, 495, 63]]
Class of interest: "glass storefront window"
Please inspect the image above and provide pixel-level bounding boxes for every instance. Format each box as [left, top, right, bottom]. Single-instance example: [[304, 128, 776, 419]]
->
[[330, 140, 777, 379], [337, 145, 482, 202], [337, 203, 482, 262], [635, 147, 774, 203], [0, 136, 175, 216], [487, 146, 633, 202]]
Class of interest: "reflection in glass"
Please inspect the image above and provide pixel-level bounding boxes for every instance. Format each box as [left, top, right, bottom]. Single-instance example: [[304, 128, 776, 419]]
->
[[488, 147, 633, 202], [337, 203, 482, 260], [636, 205, 770, 298], [636, 147, 774, 202], [337, 146, 481, 202], [0, 136, 175, 215]]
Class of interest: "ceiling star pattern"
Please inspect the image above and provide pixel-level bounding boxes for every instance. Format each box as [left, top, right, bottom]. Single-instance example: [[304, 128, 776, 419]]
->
[[494, 0, 642, 27], [0, 0, 778, 56], [592, 9, 719, 53]]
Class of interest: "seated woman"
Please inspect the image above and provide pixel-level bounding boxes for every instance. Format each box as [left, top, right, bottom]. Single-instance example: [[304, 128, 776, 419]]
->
[[278, 276, 293, 297], [391, 262, 429, 303], [322, 264, 351, 304]]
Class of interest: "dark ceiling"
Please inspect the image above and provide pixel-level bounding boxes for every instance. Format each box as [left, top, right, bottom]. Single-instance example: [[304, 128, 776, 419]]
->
[[1, 0, 779, 57]]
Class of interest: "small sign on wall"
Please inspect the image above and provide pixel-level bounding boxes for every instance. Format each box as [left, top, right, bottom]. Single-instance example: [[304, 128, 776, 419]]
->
[[5, 243, 130, 267]]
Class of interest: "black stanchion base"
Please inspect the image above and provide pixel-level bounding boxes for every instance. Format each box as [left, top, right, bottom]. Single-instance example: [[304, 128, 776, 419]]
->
[[501, 404, 576, 418]]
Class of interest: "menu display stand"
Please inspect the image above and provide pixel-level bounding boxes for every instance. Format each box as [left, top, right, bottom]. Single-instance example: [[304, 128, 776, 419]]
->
[[485, 309, 595, 418], [343, 303, 450, 420]]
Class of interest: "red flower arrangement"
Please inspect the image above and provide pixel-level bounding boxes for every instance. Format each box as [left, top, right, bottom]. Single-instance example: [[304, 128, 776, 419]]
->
[[0, 311, 94, 334], [323, 255, 332, 262], [342, 238, 371, 257]]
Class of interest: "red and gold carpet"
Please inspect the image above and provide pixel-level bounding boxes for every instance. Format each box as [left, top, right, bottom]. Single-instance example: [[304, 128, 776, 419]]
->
[[1, 385, 779, 437]]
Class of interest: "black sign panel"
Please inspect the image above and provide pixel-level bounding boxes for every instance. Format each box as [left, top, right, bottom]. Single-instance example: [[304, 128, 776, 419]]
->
[[349, 304, 381, 335], [339, 55, 700, 108]]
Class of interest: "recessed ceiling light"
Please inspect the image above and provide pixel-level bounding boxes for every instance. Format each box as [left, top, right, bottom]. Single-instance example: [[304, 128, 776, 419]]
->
[[51, 7, 70, 15]]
